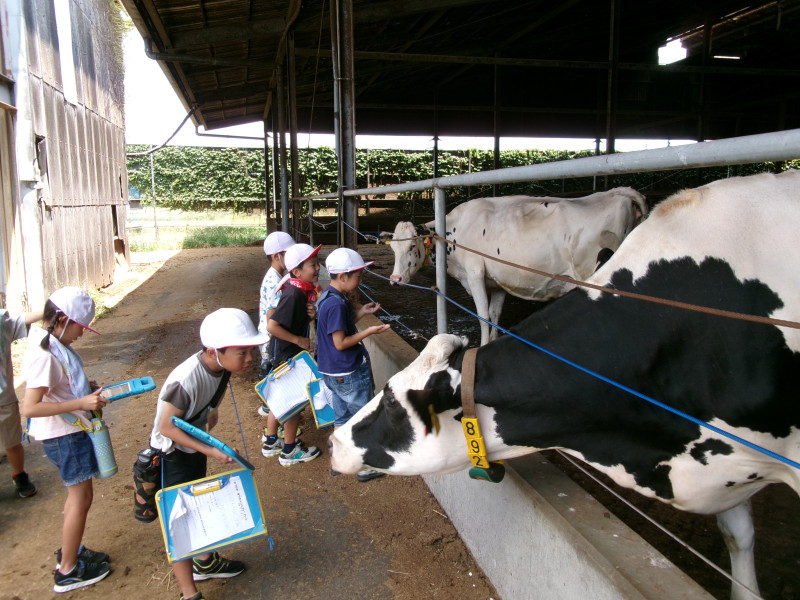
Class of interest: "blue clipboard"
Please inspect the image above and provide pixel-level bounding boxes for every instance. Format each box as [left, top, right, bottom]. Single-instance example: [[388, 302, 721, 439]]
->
[[170, 417, 254, 470], [254, 351, 317, 424], [155, 467, 267, 563], [103, 376, 156, 401], [307, 378, 335, 428]]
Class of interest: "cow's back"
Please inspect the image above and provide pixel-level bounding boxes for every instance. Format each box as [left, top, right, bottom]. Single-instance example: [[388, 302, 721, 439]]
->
[[439, 189, 644, 300]]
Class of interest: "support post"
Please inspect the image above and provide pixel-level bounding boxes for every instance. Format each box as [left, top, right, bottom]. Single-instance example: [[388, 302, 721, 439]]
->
[[276, 64, 290, 233], [434, 186, 447, 335]]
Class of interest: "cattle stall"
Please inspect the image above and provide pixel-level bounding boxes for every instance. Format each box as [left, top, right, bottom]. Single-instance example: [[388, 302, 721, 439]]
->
[[301, 129, 800, 600]]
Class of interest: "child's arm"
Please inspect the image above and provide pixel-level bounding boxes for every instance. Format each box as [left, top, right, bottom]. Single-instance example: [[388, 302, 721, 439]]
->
[[158, 402, 233, 464], [330, 323, 391, 351], [268, 317, 312, 352], [22, 386, 108, 418], [23, 311, 44, 326]]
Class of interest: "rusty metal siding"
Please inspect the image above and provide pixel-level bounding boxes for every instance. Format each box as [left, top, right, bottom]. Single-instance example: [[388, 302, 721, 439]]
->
[[27, 0, 127, 295]]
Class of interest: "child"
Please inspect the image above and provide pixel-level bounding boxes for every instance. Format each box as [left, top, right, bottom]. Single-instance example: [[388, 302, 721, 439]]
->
[[149, 308, 267, 600], [21, 287, 111, 593], [316, 248, 390, 482], [263, 243, 322, 466], [1, 307, 43, 497], [258, 231, 296, 382]]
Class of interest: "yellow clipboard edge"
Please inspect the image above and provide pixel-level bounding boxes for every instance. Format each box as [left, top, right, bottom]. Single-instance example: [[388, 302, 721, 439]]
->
[[155, 467, 268, 563]]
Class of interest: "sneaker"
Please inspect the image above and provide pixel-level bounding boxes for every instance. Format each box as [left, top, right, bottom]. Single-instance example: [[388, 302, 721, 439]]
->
[[53, 560, 110, 593], [257, 404, 270, 417], [357, 468, 385, 483], [330, 468, 341, 476], [261, 425, 302, 443], [12, 471, 36, 498], [278, 443, 321, 466], [261, 437, 284, 457], [191, 551, 245, 581], [179, 592, 205, 600], [56, 544, 110, 569]]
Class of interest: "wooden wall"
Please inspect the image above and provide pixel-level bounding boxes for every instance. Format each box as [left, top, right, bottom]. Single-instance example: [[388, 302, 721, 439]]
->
[[23, 0, 128, 296]]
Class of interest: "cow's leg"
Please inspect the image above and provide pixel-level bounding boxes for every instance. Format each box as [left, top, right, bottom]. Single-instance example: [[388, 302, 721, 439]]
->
[[716, 500, 760, 600], [487, 289, 506, 342], [466, 270, 492, 346]]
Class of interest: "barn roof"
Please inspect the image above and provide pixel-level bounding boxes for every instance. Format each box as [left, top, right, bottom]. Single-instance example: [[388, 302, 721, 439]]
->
[[120, 0, 800, 142]]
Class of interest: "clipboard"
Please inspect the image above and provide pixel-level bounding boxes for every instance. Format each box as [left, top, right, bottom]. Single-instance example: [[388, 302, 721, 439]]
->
[[155, 467, 267, 563], [307, 378, 335, 428], [170, 417, 255, 470], [103, 376, 156, 401], [254, 351, 318, 424]]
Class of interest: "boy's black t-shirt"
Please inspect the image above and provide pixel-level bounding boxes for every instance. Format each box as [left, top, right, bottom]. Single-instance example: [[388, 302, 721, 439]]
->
[[270, 284, 312, 364]]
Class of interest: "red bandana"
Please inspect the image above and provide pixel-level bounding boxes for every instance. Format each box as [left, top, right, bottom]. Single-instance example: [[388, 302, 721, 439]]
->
[[287, 278, 317, 303]]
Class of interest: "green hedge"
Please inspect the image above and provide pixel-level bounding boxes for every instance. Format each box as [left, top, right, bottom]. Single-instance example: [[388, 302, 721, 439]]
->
[[127, 145, 798, 212]]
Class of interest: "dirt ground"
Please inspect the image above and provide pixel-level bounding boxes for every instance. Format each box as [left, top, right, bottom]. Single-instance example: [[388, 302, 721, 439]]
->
[[0, 246, 498, 600]]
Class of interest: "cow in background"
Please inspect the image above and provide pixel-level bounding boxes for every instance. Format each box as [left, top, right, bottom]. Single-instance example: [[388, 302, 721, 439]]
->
[[335, 170, 800, 600], [389, 188, 647, 345]]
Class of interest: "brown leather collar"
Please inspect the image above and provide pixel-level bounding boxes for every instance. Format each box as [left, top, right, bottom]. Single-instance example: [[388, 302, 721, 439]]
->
[[461, 348, 478, 419]]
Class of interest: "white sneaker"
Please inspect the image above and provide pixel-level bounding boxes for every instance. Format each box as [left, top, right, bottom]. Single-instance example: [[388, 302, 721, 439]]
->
[[278, 443, 321, 466], [261, 438, 283, 457], [357, 468, 385, 482], [257, 405, 270, 417]]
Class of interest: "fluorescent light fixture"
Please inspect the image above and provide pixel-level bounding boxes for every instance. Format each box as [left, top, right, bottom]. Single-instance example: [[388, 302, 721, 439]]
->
[[658, 40, 687, 65], [713, 55, 741, 60]]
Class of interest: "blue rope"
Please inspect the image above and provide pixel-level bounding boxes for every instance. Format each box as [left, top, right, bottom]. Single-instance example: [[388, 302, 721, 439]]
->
[[365, 269, 800, 471], [358, 280, 427, 339]]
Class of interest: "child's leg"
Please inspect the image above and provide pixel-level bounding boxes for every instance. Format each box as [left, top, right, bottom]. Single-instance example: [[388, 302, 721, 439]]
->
[[174, 557, 200, 599], [59, 479, 93, 574], [281, 414, 301, 444], [265, 411, 279, 437], [5, 442, 25, 475]]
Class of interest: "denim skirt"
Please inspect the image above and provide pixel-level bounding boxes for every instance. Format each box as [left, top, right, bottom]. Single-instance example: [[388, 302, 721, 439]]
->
[[43, 431, 99, 486]]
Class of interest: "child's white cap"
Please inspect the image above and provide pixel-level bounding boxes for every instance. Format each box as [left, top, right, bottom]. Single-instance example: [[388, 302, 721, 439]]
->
[[49, 287, 99, 334], [263, 231, 295, 256], [200, 308, 269, 349], [326, 247, 374, 274], [284, 243, 322, 273]]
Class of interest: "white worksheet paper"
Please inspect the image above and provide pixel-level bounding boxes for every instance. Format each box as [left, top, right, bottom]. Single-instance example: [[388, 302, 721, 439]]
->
[[168, 475, 254, 558], [264, 360, 316, 415]]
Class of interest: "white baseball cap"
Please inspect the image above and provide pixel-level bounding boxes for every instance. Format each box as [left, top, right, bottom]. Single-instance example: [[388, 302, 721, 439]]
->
[[49, 287, 99, 334], [326, 247, 374, 274], [200, 308, 269, 349], [284, 243, 322, 272], [263, 231, 296, 256]]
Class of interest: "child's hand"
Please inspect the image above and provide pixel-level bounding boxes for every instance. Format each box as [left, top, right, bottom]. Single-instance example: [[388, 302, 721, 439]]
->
[[361, 302, 381, 316], [298, 337, 312, 351], [81, 388, 109, 411], [368, 324, 391, 336], [306, 302, 317, 319], [210, 448, 234, 464]]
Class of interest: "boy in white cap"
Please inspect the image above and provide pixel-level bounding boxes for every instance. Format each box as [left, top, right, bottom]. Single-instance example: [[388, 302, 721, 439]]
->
[[317, 248, 390, 482], [258, 231, 296, 382], [263, 243, 322, 466], [149, 308, 268, 600], [22, 287, 111, 593], [1, 306, 42, 498]]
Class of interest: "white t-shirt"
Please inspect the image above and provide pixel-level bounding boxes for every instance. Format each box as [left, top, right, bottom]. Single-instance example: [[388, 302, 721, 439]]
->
[[149, 351, 226, 454], [0, 310, 28, 407], [258, 267, 283, 359], [23, 328, 93, 440]]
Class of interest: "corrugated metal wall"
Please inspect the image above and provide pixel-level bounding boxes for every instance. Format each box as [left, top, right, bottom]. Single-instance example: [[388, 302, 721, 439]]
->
[[24, 0, 128, 295]]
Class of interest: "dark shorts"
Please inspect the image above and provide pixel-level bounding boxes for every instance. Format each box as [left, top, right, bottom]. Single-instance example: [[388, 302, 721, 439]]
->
[[162, 448, 208, 488], [42, 431, 99, 486]]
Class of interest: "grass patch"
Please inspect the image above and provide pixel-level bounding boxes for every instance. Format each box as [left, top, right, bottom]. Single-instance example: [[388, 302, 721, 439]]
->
[[128, 225, 266, 251]]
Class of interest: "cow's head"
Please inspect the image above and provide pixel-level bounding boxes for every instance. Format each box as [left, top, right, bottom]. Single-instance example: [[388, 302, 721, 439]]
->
[[330, 334, 505, 476], [389, 221, 430, 284]]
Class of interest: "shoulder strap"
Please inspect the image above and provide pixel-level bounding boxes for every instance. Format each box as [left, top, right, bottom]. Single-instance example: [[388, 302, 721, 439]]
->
[[186, 370, 231, 424]]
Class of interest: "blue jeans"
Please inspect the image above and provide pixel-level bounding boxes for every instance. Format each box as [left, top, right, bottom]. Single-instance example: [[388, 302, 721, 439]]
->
[[323, 359, 375, 427], [43, 431, 99, 486]]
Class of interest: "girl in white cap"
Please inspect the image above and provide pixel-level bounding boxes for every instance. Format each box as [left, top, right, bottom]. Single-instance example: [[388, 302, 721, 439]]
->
[[21, 287, 111, 593], [257, 231, 296, 382]]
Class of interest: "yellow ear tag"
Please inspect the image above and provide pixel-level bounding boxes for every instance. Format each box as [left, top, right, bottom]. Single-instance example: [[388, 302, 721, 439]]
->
[[428, 404, 441, 435]]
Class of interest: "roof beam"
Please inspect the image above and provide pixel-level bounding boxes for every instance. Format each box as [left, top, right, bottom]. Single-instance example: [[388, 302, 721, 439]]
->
[[168, 17, 287, 50]]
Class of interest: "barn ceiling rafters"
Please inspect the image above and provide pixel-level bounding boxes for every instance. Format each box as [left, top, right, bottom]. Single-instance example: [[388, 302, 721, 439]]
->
[[121, 0, 800, 141]]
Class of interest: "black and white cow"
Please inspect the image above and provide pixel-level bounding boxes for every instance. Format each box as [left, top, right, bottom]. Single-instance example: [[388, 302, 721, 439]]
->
[[332, 170, 800, 600], [389, 188, 647, 345]]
